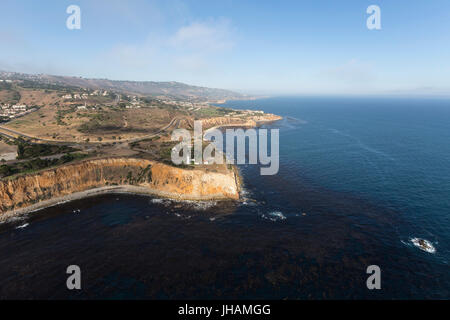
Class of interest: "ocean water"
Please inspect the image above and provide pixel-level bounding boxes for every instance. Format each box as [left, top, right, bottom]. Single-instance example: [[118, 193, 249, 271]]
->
[[0, 96, 449, 299]]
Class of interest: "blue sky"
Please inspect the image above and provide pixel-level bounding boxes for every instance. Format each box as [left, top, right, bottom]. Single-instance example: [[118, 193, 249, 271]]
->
[[1, 0, 449, 95]]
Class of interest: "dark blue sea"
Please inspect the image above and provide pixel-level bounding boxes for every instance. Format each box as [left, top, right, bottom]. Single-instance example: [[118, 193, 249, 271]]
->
[[0, 96, 449, 299]]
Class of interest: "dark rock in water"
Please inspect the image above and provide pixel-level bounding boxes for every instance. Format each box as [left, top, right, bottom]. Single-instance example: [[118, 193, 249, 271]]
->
[[411, 238, 436, 253]]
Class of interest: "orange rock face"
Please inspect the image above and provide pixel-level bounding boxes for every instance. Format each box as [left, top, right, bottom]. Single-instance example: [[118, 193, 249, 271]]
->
[[201, 114, 282, 130], [0, 158, 240, 215]]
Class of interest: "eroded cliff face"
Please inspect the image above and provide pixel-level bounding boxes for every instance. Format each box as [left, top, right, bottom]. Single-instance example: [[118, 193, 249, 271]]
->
[[0, 158, 240, 215], [200, 114, 282, 130]]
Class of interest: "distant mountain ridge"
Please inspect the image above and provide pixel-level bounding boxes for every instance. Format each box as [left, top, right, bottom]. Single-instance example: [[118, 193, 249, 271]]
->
[[0, 71, 247, 102]]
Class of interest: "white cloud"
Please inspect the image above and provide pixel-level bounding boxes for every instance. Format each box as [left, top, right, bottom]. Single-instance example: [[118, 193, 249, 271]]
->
[[100, 18, 235, 80], [169, 19, 234, 52]]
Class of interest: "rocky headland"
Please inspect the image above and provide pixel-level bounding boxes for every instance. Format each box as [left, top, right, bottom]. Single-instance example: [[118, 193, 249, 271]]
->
[[0, 157, 241, 221]]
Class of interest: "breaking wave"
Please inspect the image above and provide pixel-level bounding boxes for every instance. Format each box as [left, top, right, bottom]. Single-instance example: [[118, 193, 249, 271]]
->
[[262, 211, 287, 222], [150, 198, 218, 210], [402, 238, 436, 254]]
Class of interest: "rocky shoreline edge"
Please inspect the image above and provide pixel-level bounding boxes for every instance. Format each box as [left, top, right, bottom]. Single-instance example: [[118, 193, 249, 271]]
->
[[0, 184, 240, 224], [0, 114, 281, 224]]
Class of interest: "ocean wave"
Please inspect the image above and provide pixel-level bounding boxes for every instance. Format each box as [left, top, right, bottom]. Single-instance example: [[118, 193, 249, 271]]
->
[[240, 187, 251, 197], [1, 215, 26, 224], [15, 223, 29, 229], [262, 211, 287, 222], [410, 238, 436, 254], [240, 200, 258, 207], [239, 187, 261, 207], [402, 238, 436, 254], [150, 198, 218, 210], [166, 212, 192, 220]]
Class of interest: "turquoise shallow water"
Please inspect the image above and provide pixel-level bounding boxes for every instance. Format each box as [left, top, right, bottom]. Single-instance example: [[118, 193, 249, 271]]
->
[[0, 96, 448, 299]]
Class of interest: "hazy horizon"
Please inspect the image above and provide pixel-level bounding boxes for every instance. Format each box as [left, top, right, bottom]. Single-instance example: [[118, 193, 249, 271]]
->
[[2, 68, 450, 99]]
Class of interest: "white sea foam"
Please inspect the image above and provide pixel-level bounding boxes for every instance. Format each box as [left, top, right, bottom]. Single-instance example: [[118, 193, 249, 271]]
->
[[262, 211, 287, 222], [410, 238, 436, 254], [241, 200, 257, 207], [170, 212, 192, 220], [240, 187, 251, 197], [150, 198, 218, 210], [239, 187, 260, 207], [187, 200, 218, 210], [27, 199, 71, 214], [16, 223, 29, 229]]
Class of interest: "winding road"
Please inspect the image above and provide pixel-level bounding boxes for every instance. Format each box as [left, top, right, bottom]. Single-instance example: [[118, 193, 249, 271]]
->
[[0, 116, 182, 146]]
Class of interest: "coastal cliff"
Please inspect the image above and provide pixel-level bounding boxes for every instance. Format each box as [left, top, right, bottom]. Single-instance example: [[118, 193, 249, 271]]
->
[[201, 113, 282, 130], [0, 158, 240, 217]]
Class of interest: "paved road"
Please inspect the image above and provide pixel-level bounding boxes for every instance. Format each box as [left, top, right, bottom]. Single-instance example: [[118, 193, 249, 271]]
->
[[0, 116, 182, 146], [2, 152, 91, 165], [0, 126, 72, 145], [127, 117, 181, 143], [0, 152, 17, 161]]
